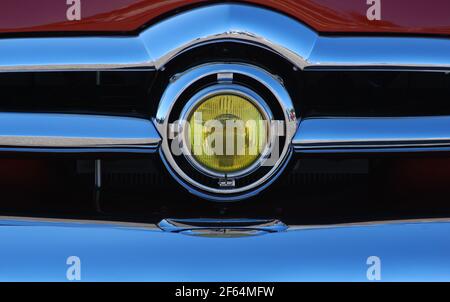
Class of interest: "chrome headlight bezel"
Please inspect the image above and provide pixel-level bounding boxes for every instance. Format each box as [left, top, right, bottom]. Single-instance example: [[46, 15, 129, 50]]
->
[[155, 63, 297, 201], [178, 83, 274, 179]]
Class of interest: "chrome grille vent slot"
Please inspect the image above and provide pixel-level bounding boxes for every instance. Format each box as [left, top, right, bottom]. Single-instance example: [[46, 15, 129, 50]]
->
[[302, 71, 450, 117], [0, 71, 155, 117]]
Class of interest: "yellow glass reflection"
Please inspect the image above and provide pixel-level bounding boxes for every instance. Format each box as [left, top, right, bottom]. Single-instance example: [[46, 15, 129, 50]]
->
[[188, 94, 268, 173]]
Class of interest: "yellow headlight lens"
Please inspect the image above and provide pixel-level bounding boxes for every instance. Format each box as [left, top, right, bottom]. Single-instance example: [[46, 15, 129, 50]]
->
[[187, 94, 269, 173]]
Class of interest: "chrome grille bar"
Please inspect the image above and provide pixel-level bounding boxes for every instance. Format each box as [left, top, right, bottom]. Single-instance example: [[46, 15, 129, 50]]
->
[[1, 4, 450, 72], [307, 36, 450, 71], [0, 113, 160, 152], [0, 37, 152, 72], [293, 116, 450, 153]]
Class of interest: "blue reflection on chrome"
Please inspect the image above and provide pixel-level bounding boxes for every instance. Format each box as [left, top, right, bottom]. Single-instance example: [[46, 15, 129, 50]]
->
[[294, 116, 450, 153], [0, 218, 449, 281]]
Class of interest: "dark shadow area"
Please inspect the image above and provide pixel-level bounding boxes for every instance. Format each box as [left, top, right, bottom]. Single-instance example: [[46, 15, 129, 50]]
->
[[1, 155, 450, 226]]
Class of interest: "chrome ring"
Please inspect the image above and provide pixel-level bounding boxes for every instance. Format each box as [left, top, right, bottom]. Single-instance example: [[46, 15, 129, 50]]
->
[[179, 84, 274, 179], [155, 63, 297, 200]]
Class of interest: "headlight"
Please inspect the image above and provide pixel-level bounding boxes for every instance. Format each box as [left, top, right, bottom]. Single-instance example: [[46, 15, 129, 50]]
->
[[187, 93, 269, 174], [156, 63, 297, 201]]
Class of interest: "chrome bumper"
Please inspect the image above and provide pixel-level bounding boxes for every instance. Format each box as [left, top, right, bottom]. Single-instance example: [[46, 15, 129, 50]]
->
[[0, 216, 449, 281]]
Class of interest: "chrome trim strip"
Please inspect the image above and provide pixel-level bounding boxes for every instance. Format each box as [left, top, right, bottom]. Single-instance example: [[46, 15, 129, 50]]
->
[[288, 218, 450, 231], [2, 4, 450, 72], [0, 216, 160, 230], [158, 218, 288, 235], [2, 215, 450, 232], [0, 36, 153, 72], [0, 113, 160, 149], [140, 4, 316, 70], [293, 116, 450, 152], [308, 36, 450, 70]]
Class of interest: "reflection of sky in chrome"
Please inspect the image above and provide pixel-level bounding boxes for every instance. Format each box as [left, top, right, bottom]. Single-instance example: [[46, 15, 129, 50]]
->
[[2, 217, 450, 281]]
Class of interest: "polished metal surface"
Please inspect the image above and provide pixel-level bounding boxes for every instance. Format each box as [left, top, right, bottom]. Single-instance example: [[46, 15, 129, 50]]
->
[[156, 63, 297, 200], [1, 216, 450, 281], [95, 160, 102, 188], [308, 36, 450, 71], [0, 36, 152, 71], [1, 4, 450, 71], [141, 3, 316, 70], [158, 218, 288, 237], [293, 116, 450, 152], [0, 113, 160, 150]]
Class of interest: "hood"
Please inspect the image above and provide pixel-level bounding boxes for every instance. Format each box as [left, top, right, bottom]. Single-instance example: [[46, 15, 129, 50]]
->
[[0, 0, 449, 36]]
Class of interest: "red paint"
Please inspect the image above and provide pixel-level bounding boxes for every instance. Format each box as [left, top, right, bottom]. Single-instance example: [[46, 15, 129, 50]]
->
[[388, 158, 450, 195], [0, 160, 51, 186], [0, 0, 449, 35]]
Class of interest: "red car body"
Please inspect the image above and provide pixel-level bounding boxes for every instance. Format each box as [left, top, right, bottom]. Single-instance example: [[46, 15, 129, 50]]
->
[[0, 0, 449, 35]]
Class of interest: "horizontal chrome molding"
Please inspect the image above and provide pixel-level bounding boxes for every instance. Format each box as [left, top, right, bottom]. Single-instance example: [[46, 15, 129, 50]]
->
[[307, 36, 450, 71], [0, 36, 153, 72], [140, 4, 317, 70], [293, 116, 450, 153], [1, 4, 450, 72], [0, 216, 160, 230], [0, 113, 160, 151]]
